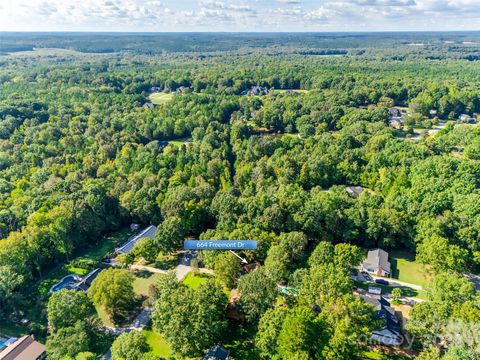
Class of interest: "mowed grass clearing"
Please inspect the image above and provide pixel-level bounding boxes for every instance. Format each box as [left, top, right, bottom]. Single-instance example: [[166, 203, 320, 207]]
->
[[133, 272, 163, 297], [390, 250, 431, 288], [182, 272, 212, 290], [143, 330, 176, 359], [149, 92, 174, 105]]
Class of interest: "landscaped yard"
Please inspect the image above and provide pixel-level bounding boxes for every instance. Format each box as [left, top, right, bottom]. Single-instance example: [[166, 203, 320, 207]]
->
[[149, 92, 174, 105], [168, 137, 192, 147], [182, 272, 212, 290], [95, 304, 114, 328], [390, 251, 431, 288], [354, 281, 427, 300], [2, 227, 133, 339], [272, 89, 309, 94], [37, 227, 132, 298], [133, 272, 163, 297], [143, 330, 175, 359]]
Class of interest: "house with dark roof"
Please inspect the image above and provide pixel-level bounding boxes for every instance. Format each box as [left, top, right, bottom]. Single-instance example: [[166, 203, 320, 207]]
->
[[0, 335, 46, 360], [360, 295, 403, 346], [115, 225, 158, 255], [74, 268, 102, 291], [361, 249, 391, 277], [389, 117, 404, 129], [388, 108, 402, 118], [203, 345, 229, 360], [143, 102, 154, 109]]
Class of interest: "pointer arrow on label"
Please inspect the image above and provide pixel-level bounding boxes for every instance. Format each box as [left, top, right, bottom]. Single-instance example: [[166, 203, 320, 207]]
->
[[229, 250, 248, 264]]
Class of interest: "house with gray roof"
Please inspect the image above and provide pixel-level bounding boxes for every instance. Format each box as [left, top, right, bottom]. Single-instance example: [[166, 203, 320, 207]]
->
[[361, 249, 391, 277], [115, 225, 157, 255], [345, 186, 364, 198]]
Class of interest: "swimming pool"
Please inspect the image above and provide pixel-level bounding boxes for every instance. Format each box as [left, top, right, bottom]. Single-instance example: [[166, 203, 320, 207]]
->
[[49, 274, 82, 292]]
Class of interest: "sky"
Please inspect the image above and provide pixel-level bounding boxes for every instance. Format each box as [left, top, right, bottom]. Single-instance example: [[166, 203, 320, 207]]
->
[[0, 0, 479, 32]]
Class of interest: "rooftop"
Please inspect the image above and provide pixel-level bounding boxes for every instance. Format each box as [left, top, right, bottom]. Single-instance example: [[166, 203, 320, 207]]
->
[[363, 249, 391, 273], [116, 225, 157, 255], [0, 335, 46, 360], [203, 345, 229, 360]]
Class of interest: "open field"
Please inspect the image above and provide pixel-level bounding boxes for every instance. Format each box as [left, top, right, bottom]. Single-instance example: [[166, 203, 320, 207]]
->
[[149, 92, 174, 105]]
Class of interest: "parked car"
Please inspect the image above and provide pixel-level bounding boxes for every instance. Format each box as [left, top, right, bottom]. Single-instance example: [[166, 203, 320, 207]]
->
[[375, 279, 390, 285], [360, 272, 373, 282]]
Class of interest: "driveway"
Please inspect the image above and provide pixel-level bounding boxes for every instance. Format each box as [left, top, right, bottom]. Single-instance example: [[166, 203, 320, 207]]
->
[[369, 274, 424, 291]]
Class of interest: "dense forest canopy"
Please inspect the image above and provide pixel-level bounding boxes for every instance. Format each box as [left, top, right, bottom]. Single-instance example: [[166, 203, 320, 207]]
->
[[1, 32, 480, 359]]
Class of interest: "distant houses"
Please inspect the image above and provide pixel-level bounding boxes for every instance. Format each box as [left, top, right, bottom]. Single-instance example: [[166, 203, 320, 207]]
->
[[143, 102, 154, 109], [360, 294, 403, 346], [388, 107, 402, 118], [361, 249, 391, 278], [242, 86, 270, 96]]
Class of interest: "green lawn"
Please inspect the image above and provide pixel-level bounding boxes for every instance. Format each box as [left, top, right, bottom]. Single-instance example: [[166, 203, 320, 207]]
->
[[149, 92, 174, 105], [143, 330, 175, 359], [390, 251, 431, 288], [168, 138, 191, 147], [133, 273, 163, 297], [272, 89, 309, 94], [95, 304, 114, 328], [354, 281, 428, 300], [182, 272, 212, 290]]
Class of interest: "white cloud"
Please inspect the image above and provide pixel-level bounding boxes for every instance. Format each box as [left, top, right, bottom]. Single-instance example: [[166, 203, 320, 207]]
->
[[0, 0, 479, 31]]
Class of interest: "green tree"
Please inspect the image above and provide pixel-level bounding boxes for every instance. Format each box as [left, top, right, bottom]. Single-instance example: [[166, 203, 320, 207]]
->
[[214, 252, 240, 289], [255, 306, 288, 358], [154, 217, 186, 254], [152, 280, 227, 356], [111, 331, 149, 360], [46, 322, 90, 360], [238, 268, 276, 322], [89, 268, 136, 324], [277, 306, 321, 359], [47, 290, 97, 332], [133, 237, 158, 263]]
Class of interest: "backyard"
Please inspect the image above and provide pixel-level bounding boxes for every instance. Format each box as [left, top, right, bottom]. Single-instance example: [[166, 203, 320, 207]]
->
[[2, 227, 133, 339], [390, 251, 431, 288], [182, 272, 211, 290]]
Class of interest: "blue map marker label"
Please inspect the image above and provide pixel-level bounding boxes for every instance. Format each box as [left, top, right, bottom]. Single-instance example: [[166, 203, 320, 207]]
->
[[184, 240, 257, 250]]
